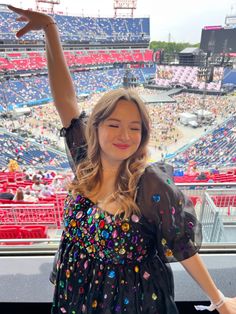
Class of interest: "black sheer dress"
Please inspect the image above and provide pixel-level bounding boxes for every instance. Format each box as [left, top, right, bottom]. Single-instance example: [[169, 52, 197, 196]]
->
[[51, 112, 202, 314]]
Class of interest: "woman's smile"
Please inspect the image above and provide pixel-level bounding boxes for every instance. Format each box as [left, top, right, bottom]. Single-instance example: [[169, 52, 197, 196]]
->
[[113, 143, 131, 150]]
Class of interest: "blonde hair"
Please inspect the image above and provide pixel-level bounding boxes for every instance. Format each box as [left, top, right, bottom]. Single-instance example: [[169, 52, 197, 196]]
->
[[70, 88, 151, 218]]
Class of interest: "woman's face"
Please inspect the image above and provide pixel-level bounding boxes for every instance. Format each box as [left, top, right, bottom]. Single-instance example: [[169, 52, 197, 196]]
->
[[98, 99, 142, 168]]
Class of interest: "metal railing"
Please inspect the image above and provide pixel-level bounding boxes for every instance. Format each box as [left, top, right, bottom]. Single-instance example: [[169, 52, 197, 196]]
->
[[200, 192, 225, 242], [0, 203, 57, 226], [1, 185, 236, 247], [180, 184, 236, 243]]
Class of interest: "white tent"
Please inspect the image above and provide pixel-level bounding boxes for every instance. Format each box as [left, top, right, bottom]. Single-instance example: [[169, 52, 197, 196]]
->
[[179, 112, 197, 125], [195, 109, 213, 119]]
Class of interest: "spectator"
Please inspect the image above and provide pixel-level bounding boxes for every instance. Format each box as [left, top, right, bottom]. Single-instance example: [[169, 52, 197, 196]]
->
[[196, 172, 207, 180], [32, 179, 44, 192], [39, 183, 54, 198], [7, 159, 19, 172], [23, 187, 38, 202], [13, 188, 24, 201]]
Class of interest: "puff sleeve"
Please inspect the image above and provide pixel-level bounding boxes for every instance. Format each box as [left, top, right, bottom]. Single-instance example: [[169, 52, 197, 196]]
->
[[136, 162, 202, 263], [59, 111, 88, 173], [50, 113, 88, 284]]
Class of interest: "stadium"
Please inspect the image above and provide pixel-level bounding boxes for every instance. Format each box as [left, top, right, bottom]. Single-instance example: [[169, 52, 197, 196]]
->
[[0, 0, 236, 313]]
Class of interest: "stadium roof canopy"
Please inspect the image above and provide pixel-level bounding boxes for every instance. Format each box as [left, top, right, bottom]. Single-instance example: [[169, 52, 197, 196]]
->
[[141, 93, 176, 103], [179, 47, 202, 55]]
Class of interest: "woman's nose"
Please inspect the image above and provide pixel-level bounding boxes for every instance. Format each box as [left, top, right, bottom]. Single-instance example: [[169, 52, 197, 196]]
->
[[118, 127, 130, 141]]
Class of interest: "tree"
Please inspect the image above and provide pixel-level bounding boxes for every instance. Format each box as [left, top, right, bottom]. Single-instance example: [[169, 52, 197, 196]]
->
[[149, 41, 200, 53]]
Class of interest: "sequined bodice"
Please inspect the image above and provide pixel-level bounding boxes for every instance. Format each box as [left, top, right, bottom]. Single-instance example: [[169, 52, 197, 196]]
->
[[63, 194, 150, 265]]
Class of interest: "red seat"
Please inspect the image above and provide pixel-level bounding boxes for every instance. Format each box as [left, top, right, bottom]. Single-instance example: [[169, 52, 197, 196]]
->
[[0, 225, 30, 245], [20, 225, 48, 238], [0, 225, 21, 238]]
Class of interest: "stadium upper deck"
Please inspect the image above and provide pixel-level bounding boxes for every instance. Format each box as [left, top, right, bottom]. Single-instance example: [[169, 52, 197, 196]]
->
[[0, 8, 150, 45]]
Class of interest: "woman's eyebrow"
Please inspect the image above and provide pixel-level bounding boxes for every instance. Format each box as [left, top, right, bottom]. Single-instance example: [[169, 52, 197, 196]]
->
[[106, 118, 141, 124]]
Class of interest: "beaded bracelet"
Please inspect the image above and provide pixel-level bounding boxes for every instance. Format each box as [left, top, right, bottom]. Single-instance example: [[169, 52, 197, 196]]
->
[[43, 21, 57, 30], [194, 290, 228, 311]]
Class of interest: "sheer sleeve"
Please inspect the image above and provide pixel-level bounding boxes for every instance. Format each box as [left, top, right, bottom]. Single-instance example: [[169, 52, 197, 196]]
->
[[50, 114, 88, 284], [59, 111, 88, 173], [136, 162, 202, 263]]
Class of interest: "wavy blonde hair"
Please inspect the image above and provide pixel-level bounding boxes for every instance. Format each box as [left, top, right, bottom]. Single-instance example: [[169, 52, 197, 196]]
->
[[70, 88, 151, 218]]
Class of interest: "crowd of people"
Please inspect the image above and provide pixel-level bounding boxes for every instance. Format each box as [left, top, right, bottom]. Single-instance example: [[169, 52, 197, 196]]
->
[[171, 116, 236, 169], [156, 65, 224, 91], [157, 65, 223, 83], [1, 86, 236, 172], [0, 131, 68, 171], [0, 166, 72, 201], [0, 67, 157, 110], [0, 9, 149, 43]]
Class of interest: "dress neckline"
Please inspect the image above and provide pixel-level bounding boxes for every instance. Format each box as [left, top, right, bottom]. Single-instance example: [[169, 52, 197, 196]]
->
[[71, 192, 124, 217]]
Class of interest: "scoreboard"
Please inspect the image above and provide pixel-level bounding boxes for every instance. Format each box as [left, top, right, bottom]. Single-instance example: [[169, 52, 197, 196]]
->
[[200, 28, 236, 53]]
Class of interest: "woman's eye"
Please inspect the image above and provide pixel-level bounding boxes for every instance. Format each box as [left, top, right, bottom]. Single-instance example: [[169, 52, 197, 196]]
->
[[108, 125, 119, 128], [131, 128, 141, 131]]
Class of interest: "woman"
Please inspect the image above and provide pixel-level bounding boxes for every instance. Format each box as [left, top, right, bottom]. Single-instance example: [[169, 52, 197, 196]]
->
[[8, 5, 236, 314]]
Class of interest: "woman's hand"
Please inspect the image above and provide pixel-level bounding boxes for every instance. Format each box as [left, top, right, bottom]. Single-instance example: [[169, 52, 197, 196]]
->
[[8, 5, 54, 37], [218, 297, 236, 314], [8, 4, 81, 127]]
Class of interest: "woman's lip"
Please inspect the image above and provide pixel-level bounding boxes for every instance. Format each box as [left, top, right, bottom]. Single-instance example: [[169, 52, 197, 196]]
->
[[113, 144, 130, 149]]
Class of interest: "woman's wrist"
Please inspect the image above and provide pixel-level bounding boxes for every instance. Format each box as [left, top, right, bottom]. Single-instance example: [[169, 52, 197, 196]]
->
[[209, 290, 227, 311], [41, 16, 57, 32], [210, 289, 224, 306], [195, 290, 228, 312], [43, 21, 57, 31], [212, 290, 226, 309]]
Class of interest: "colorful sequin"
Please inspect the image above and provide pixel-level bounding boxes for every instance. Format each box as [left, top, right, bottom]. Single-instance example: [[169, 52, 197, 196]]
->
[[51, 191, 198, 314], [63, 194, 148, 265]]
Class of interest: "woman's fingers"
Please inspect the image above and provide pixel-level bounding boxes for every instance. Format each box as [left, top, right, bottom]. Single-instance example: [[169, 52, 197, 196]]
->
[[8, 5, 31, 38], [16, 16, 29, 22], [8, 5, 26, 15], [8, 5, 48, 36], [16, 23, 32, 38]]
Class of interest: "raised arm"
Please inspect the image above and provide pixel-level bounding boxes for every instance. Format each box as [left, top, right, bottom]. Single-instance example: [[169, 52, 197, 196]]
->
[[8, 5, 80, 127]]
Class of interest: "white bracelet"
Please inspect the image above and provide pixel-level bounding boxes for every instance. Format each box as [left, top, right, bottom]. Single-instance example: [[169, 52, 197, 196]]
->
[[194, 290, 228, 312]]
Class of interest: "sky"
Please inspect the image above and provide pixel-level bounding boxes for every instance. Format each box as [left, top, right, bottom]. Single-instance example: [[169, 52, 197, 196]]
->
[[3, 0, 236, 43]]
